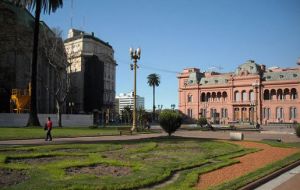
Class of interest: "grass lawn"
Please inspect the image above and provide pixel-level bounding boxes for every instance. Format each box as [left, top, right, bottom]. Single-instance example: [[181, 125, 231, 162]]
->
[[0, 137, 254, 190], [0, 127, 156, 141]]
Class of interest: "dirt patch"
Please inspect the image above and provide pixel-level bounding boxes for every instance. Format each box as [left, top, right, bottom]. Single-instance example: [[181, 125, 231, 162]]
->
[[197, 141, 299, 190], [53, 148, 82, 153], [0, 169, 28, 188], [6, 156, 84, 164], [66, 164, 131, 177]]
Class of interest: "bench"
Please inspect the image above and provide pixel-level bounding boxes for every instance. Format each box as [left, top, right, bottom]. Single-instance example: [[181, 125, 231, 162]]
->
[[212, 125, 237, 131], [116, 127, 133, 135]]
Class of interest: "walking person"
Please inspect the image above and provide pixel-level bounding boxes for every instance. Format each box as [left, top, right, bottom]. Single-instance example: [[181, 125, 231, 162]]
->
[[45, 117, 53, 141]]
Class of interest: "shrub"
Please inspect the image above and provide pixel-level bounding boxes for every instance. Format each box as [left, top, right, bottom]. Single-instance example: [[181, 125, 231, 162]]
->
[[295, 124, 300, 137], [159, 109, 182, 136], [197, 117, 208, 127], [88, 125, 98, 129]]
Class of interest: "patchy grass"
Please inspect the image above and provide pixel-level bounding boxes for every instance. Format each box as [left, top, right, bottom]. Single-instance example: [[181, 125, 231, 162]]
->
[[0, 137, 249, 190], [0, 127, 157, 140]]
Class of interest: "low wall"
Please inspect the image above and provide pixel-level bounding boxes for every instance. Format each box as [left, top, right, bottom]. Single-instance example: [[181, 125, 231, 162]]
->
[[0, 113, 93, 127]]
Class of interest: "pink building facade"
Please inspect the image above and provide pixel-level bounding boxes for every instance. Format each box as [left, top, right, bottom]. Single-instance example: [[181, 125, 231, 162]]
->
[[178, 60, 300, 125]]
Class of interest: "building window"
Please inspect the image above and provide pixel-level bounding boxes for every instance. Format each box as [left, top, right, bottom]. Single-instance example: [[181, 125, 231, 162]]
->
[[291, 88, 297, 99], [276, 107, 284, 119], [210, 108, 217, 118], [188, 95, 193, 102], [200, 109, 207, 117], [234, 91, 240, 102], [263, 108, 270, 119], [290, 107, 297, 119], [187, 109, 193, 118], [221, 108, 228, 118], [250, 91, 255, 101], [242, 91, 247, 102]]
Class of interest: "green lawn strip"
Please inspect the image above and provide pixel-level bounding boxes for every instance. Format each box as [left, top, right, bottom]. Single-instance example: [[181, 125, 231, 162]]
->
[[0, 127, 159, 140], [259, 140, 300, 148], [210, 151, 300, 190]]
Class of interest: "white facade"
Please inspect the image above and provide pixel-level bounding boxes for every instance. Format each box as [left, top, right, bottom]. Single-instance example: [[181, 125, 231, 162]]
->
[[64, 29, 116, 113], [115, 92, 145, 115]]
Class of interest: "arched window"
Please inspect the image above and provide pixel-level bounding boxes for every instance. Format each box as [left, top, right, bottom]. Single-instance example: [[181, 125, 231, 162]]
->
[[276, 107, 284, 119], [290, 107, 297, 119], [291, 88, 297, 100], [270, 89, 276, 100], [242, 91, 247, 102], [217, 92, 222, 102], [283, 89, 289, 100], [234, 91, 240, 102], [222, 91, 227, 102], [249, 90, 255, 101], [277, 89, 283, 100], [207, 93, 211, 102], [212, 92, 216, 102], [201, 93, 206, 102], [264, 89, 270, 100]]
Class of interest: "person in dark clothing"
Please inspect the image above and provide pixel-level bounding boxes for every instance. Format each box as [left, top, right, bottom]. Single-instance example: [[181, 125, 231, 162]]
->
[[45, 117, 53, 141]]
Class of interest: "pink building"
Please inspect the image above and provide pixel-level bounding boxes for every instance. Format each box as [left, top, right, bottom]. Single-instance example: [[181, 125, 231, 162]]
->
[[177, 60, 300, 125]]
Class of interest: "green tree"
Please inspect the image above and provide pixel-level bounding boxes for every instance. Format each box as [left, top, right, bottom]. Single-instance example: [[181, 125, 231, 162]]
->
[[147, 73, 160, 121], [159, 109, 182, 136], [122, 106, 132, 124], [11, 0, 63, 127], [197, 117, 208, 127]]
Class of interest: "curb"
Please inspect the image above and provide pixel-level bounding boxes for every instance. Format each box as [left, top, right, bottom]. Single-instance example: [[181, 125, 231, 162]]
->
[[240, 159, 300, 190]]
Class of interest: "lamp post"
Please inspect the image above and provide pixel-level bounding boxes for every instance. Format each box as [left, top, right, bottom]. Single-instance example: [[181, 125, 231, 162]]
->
[[69, 102, 74, 114], [250, 101, 255, 125], [129, 47, 141, 131], [252, 82, 259, 125]]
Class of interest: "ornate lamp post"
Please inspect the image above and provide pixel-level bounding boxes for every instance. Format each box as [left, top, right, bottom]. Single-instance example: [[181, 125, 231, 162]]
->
[[129, 47, 141, 131]]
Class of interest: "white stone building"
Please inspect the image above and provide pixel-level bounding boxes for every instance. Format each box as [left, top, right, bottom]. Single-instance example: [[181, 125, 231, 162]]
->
[[115, 92, 145, 115], [64, 29, 116, 116]]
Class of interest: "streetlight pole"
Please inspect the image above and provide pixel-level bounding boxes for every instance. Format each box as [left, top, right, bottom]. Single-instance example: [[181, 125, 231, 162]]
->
[[130, 47, 141, 131]]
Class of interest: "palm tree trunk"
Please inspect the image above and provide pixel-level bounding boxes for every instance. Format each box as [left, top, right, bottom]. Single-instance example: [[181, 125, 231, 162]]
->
[[153, 86, 155, 121], [27, 0, 41, 127]]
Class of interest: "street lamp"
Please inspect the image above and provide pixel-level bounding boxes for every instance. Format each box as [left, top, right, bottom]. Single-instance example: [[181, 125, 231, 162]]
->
[[129, 47, 141, 131], [69, 102, 74, 114], [250, 101, 255, 125]]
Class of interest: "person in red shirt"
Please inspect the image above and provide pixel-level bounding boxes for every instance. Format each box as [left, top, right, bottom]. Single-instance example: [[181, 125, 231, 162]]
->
[[45, 117, 53, 141]]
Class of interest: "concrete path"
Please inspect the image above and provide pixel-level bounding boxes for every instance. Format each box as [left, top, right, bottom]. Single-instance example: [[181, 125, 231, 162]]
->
[[0, 129, 299, 145], [255, 165, 300, 190]]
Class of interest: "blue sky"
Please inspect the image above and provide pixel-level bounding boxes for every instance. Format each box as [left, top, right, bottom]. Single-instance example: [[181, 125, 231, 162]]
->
[[41, 0, 300, 110]]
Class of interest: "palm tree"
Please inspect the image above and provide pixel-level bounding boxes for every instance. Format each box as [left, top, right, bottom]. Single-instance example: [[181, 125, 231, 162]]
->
[[147, 73, 160, 121], [11, 0, 63, 127]]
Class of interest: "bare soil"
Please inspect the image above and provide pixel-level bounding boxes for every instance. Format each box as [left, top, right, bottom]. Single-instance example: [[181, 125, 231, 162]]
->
[[0, 169, 28, 188], [197, 141, 299, 190], [6, 156, 84, 164], [66, 164, 131, 177]]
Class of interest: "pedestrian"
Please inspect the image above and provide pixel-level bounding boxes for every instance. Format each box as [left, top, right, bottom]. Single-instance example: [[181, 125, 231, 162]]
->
[[45, 117, 53, 141]]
